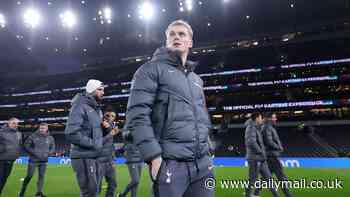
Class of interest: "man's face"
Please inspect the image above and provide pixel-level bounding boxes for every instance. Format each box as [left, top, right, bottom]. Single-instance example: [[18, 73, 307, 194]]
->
[[271, 114, 277, 124], [94, 87, 104, 101], [105, 112, 116, 122], [39, 125, 48, 135], [8, 120, 19, 129], [256, 115, 263, 125], [166, 25, 193, 55]]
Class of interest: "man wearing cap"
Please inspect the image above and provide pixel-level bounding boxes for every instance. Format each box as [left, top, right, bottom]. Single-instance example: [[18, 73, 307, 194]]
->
[[65, 79, 107, 197]]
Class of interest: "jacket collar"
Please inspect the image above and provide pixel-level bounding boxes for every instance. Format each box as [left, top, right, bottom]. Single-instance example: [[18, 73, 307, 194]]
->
[[264, 120, 275, 127], [71, 93, 100, 110], [85, 93, 100, 109], [245, 119, 262, 130], [35, 130, 49, 137], [1, 126, 17, 133], [151, 47, 198, 72]]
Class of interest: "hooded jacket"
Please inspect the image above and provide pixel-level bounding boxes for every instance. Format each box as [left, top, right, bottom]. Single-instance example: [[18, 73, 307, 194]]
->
[[261, 121, 284, 157], [24, 131, 55, 163], [244, 119, 266, 161], [126, 47, 212, 165], [0, 125, 22, 161], [65, 93, 103, 159]]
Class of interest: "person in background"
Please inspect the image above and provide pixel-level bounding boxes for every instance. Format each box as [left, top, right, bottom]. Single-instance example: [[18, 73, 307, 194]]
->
[[253, 112, 293, 197], [0, 117, 21, 195], [244, 112, 280, 197], [19, 123, 55, 197], [99, 111, 119, 197], [65, 79, 107, 197], [119, 129, 143, 197]]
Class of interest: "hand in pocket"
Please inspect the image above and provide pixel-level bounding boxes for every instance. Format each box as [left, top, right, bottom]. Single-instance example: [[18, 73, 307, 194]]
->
[[150, 157, 163, 180]]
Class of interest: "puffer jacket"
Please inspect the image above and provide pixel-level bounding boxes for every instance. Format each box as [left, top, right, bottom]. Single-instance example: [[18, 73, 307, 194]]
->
[[65, 93, 103, 159], [0, 126, 22, 161], [244, 119, 266, 161], [261, 121, 284, 157], [24, 131, 55, 163], [126, 47, 212, 165], [124, 142, 143, 164]]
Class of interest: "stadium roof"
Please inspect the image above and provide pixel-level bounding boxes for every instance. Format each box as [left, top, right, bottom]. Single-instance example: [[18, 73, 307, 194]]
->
[[0, 0, 349, 76]]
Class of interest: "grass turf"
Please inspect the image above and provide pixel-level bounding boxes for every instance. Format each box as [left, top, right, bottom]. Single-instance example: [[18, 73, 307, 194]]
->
[[2, 164, 348, 197]]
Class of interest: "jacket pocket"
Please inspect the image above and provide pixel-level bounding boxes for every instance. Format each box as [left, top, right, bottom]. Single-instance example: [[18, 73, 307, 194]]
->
[[150, 159, 166, 183]]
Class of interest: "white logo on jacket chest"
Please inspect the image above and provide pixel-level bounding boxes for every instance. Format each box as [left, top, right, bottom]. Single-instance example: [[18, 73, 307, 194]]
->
[[193, 82, 202, 89], [191, 77, 202, 89]]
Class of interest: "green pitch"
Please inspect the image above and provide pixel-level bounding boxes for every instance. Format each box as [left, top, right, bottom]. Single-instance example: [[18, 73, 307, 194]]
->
[[2, 164, 349, 197]]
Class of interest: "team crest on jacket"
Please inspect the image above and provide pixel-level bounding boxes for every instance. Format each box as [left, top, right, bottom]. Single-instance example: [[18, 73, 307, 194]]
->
[[166, 169, 172, 184]]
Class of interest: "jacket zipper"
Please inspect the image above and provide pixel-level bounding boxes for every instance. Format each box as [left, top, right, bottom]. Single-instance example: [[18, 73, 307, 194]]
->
[[184, 69, 201, 160]]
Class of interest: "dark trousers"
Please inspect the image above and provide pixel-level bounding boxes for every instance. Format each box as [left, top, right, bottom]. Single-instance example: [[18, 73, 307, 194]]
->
[[120, 162, 143, 197], [71, 158, 101, 197], [152, 159, 214, 197], [0, 160, 14, 194], [19, 162, 47, 195], [246, 160, 280, 197], [254, 157, 293, 197], [99, 160, 117, 197]]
